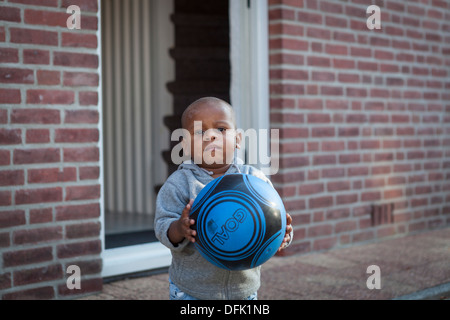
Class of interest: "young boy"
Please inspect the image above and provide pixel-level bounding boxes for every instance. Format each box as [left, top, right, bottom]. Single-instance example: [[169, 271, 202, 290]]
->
[[154, 97, 293, 300]]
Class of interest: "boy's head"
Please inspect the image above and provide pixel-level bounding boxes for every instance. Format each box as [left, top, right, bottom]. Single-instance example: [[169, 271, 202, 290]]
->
[[181, 97, 241, 171]]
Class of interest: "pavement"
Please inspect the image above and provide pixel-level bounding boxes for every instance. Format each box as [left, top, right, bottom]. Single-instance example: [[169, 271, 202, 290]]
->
[[80, 227, 450, 300]]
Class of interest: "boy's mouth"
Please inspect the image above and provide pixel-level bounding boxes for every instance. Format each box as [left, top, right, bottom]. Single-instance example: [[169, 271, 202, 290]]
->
[[204, 144, 222, 152]]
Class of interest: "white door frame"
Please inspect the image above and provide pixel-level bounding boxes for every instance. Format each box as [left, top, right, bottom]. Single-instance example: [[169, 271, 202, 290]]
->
[[230, 0, 270, 170], [101, 0, 269, 278]]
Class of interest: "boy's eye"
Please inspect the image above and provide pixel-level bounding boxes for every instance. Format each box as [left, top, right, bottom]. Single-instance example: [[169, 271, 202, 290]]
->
[[194, 130, 205, 136], [217, 128, 227, 133]]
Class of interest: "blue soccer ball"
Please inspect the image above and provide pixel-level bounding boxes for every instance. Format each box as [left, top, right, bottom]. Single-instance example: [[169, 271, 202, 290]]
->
[[190, 173, 287, 271]]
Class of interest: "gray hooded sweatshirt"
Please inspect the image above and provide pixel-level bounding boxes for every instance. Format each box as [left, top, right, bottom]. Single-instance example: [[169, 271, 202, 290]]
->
[[154, 160, 272, 300]]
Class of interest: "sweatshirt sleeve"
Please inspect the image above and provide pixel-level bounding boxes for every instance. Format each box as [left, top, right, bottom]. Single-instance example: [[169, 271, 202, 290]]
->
[[154, 174, 191, 252]]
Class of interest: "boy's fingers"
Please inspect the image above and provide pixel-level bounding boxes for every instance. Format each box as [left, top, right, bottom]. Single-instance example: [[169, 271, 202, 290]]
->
[[286, 213, 292, 225]]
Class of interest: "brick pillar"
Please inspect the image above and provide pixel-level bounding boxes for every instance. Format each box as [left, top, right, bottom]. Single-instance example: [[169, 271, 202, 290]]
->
[[0, 0, 102, 299], [269, 0, 450, 255]]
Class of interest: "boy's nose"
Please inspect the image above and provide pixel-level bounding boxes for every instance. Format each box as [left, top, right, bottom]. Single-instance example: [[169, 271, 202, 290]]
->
[[204, 130, 218, 141]]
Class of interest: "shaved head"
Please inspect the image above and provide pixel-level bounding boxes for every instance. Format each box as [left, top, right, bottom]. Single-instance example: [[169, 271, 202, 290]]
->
[[181, 97, 236, 129]]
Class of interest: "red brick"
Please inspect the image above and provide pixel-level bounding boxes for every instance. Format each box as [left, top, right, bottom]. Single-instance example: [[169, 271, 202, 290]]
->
[[0, 272, 11, 291], [307, 113, 331, 123], [0, 170, 24, 186], [321, 141, 345, 152], [2, 286, 55, 300], [297, 11, 322, 24], [339, 154, 360, 164], [10, 28, 58, 46], [24, 9, 67, 27], [63, 147, 99, 162], [30, 208, 53, 224], [23, 49, 50, 65], [0, 68, 34, 84], [26, 129, 50, 144], [79, 166, 100, 180], [3, 247, 53, 267], [58, 278, 103, 297], [54, 52, 99, 69], [28, 167, 77, 184], [9, 0, 57, 6], [313, 155, 336, 165], [348, 166, 369, 176], [0, 48, 19, 63], [37, 70, 60, 85], [55, 203, 100, 221], [384, 189, 403, 199], [269, 23, 304, 37], [0, 150, 11, 166], [65, 184, 100, 201], [13, 148, 60, 164], [57, 240, 101, 259], [14, 264, 62, 286], [308, 224, 333, 237], [307, 26, 331, 40], [61, 0, 98, 12], [312, 71, 335, 82], [280, 156, 309, 168], [335, 221, 357, 233], [66, 222, 100, 239], [322, 168, 345, 178], [27, 90, 75, 105], [327, 181, 351, 192], [333, 58, 355, 69], [312, 127, 334, 137], [307, 56, 331, 67], [79, 91, 98, 106], [0, 6, 21, 22], [64, 110, 99, 123], [299, 183, 324, 195], [62, 32, 98, 48], [309, 196, 333, 209], [0, 210, 25, 229], [0, 233, 10, 248], [15, 187, 62, 205], [0, 129, 22, 145], [11, 109, 60, 124], [321, 86, 343, 96], [63, 71, 99, 87], [269, 8, 296, 21], [13, 226, 62, 245], [0, 191, 12, 206], [55, 129, 99, 143]]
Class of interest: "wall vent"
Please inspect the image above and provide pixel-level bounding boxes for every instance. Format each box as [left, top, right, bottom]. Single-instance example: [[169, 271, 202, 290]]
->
[[371, 203, 395, 226]]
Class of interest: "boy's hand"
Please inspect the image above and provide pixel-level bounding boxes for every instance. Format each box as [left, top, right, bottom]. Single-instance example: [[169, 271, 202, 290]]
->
[[278, 213, 293, 252], [168, 199, 197, 245]]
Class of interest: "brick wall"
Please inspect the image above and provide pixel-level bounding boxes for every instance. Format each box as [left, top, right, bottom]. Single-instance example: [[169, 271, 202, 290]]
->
[[268, 0, 450, 255], [0, 0, 102, 299]]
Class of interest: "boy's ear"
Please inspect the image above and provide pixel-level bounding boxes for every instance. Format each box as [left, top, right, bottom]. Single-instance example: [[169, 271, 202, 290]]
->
[[235, 131, 242, 150], [181, 137, 190, 157]]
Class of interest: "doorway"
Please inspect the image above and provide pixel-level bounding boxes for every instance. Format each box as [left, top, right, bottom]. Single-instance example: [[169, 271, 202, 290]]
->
[[100, 0, 269, 278]]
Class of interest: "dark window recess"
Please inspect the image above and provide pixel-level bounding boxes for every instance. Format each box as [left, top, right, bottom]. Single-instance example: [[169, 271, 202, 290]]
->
[[371, 203, 395, 226]]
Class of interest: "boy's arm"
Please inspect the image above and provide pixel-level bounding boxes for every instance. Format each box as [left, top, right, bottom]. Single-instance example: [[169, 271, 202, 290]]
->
[[154, 179, 193, 251]]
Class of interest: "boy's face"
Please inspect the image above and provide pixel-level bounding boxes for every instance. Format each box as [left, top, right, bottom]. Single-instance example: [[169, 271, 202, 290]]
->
[[182, 102, 241, 170]]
